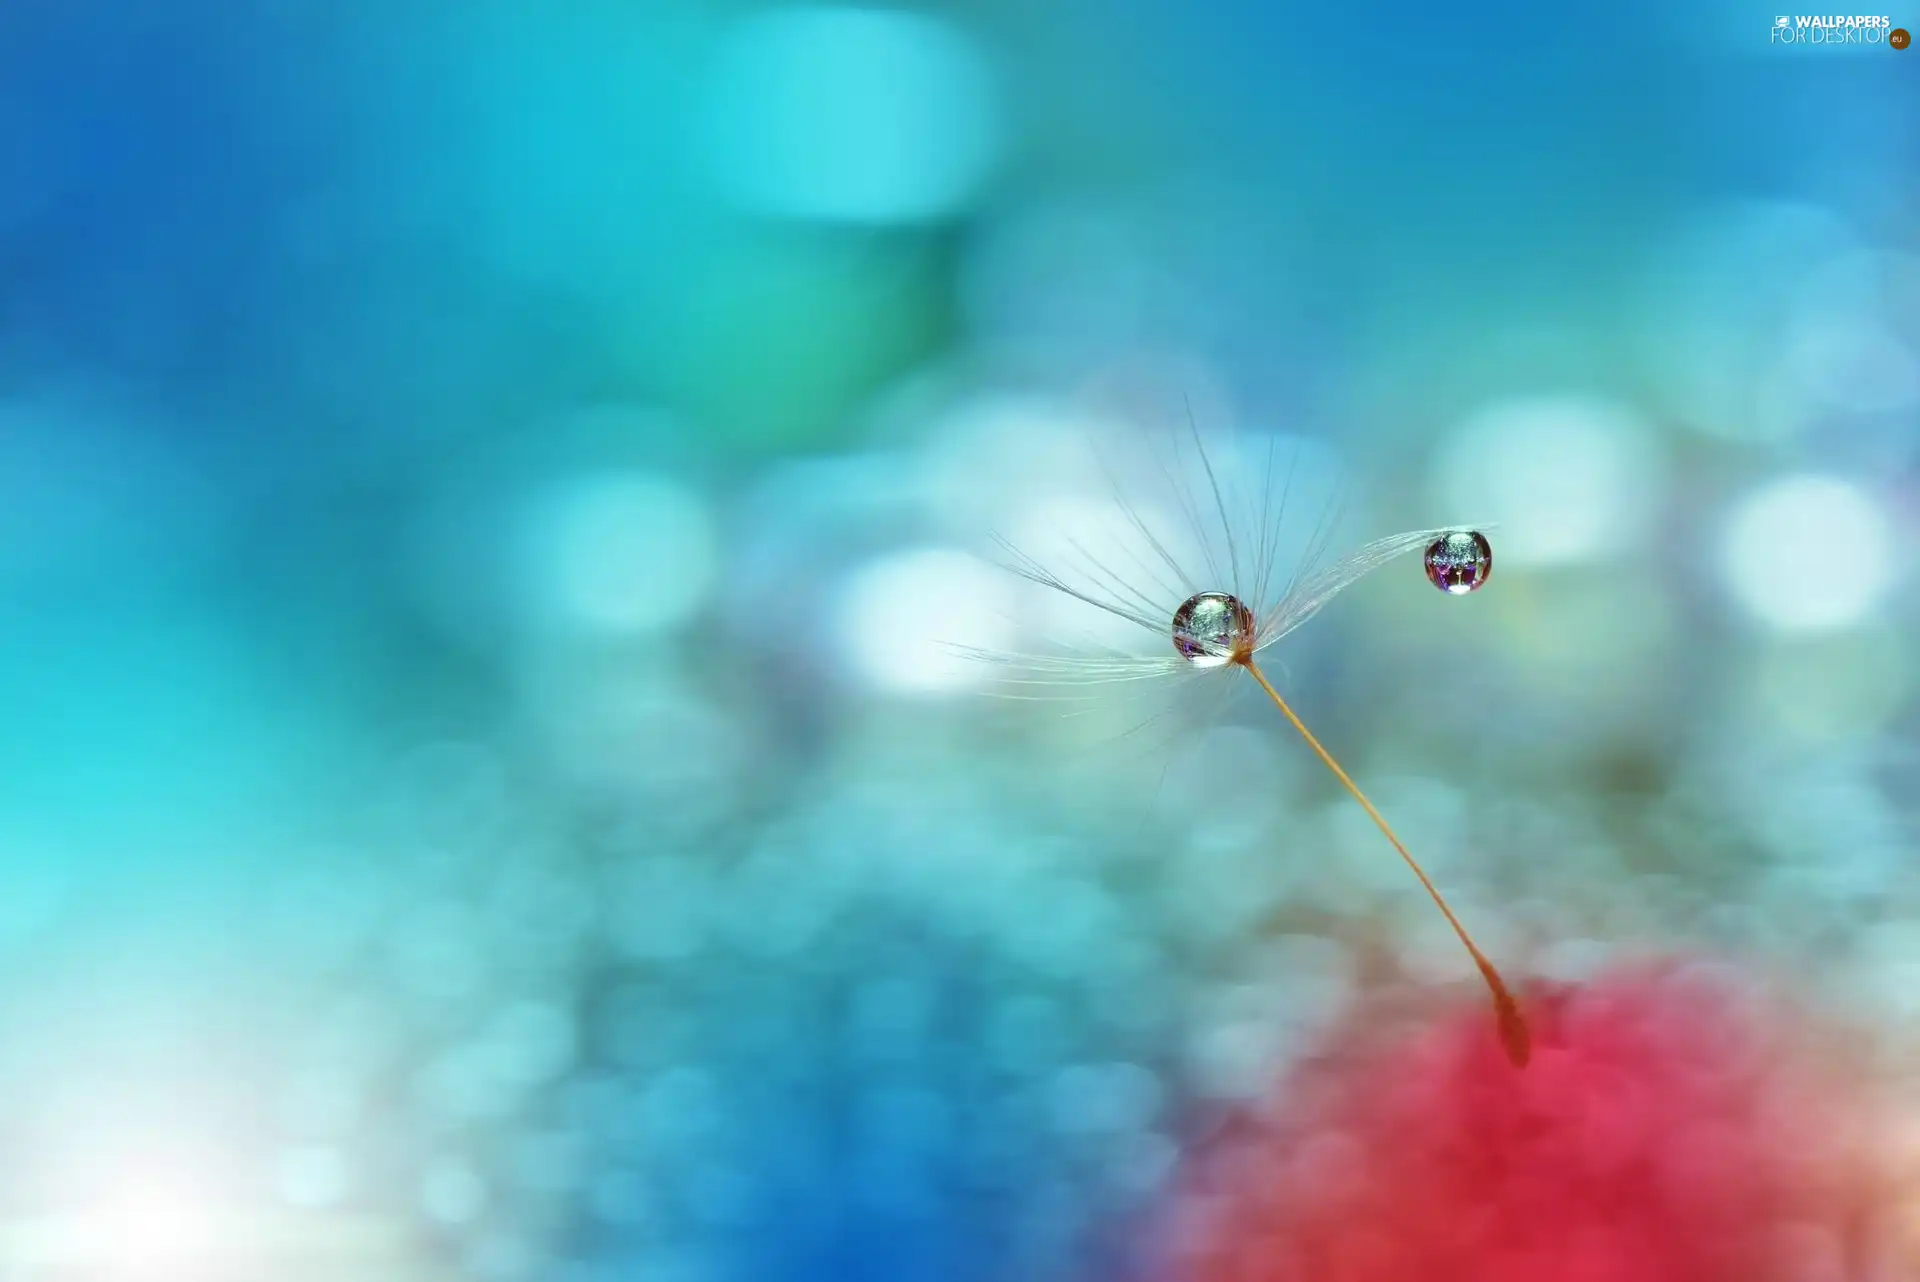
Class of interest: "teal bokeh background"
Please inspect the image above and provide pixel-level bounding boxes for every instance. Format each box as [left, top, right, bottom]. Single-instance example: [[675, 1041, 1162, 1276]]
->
[[2, 3, 1917, 1278]]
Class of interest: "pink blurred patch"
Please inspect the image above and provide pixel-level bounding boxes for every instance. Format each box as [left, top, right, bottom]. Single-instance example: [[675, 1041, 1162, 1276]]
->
[[1178, 961, 1898, 1282]]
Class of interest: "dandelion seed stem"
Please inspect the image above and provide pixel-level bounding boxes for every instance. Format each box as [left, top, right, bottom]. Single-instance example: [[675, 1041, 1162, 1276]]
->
[[1240, 659, 1531, 1068]]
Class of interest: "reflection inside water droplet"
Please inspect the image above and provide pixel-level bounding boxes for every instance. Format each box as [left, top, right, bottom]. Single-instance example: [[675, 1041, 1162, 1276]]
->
[[1171, 592, 1256, 667], [1424, 531, 1493, 595]]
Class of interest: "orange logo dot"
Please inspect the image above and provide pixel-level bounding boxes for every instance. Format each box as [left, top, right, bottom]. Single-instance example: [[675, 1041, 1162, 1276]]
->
[[1893, 27, 1912, 48]]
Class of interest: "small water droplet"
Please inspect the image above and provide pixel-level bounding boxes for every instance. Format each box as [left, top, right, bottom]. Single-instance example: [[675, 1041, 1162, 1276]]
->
[[1424, 531, 1492, 595], [1172, 592, 1256, 667]]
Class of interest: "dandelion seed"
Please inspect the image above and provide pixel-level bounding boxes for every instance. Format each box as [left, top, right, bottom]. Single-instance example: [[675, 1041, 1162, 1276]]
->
[[964, 411, 1529, 1068]]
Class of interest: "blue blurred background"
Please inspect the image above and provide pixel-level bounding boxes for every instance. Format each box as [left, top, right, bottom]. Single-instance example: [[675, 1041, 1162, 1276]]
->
[[1, 2, 1917, 1278]]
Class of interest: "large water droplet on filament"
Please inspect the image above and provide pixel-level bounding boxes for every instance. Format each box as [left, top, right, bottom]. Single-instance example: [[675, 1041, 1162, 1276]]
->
[[1172, 592, 1256, 667], [1424, 531, 1493, 595]]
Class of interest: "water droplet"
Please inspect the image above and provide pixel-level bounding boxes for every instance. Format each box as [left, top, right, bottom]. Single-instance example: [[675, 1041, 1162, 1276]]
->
[[1423, 531, 1492, 595], [1172, 592, 1255, 667]]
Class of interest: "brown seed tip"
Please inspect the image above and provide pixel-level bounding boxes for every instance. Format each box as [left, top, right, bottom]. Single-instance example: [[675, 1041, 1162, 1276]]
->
[[1473, 954, 1531, 1068], [1494, 990, 1532, 1069]]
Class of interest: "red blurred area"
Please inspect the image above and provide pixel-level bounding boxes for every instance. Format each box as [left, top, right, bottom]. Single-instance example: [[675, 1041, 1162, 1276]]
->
[[1178, 962, 1905, 1282]]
